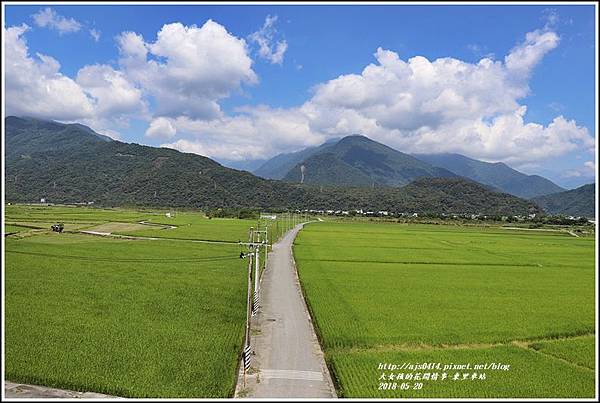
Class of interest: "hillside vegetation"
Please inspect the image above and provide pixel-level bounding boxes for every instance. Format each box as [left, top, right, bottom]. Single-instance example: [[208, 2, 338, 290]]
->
[[532, 184, 595, 218], [413, 153, 565, 199], [5, 116, 540, 216], [282, 135, 455, 186]]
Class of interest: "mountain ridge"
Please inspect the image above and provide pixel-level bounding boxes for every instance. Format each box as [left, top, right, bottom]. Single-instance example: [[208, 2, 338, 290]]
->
[[4, 116, 541, 216], [281, 135, 456, 186], [412, 152, 565, 199], [532, 184, 595, 218]]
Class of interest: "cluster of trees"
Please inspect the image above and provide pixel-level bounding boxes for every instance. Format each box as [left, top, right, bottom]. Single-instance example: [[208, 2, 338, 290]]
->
[[205, 208, 259, 220]]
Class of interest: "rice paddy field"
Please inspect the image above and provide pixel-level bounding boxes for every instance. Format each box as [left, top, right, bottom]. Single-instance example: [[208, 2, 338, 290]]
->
[[3, 204, 278, 397], [293, 221, 596, 398], [4, 204, 292, 244], [4, 205, 596, 398]]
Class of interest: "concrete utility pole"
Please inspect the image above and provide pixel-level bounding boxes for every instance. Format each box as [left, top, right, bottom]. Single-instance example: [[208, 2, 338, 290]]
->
[[264, 225, 268, 272], [254, 226, 269, 275], [243, 251, 253, 385], [253, 241, 260, 316]]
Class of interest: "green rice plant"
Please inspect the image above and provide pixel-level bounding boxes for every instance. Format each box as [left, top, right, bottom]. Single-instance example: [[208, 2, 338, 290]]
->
[[530, 335, 596, 370], [116, 215, 257, 243], [329, 345, 595, 398], [294, 221, 596, 398], [5, 234, 247, 397]]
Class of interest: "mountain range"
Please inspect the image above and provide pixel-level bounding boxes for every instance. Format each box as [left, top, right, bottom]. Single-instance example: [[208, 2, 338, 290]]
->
[[412, 153, 565, 199], [282, 135, 456, 187], [255, 135, 565, 199], [4, 116, 541, 216], [253, 138, 341, 179]]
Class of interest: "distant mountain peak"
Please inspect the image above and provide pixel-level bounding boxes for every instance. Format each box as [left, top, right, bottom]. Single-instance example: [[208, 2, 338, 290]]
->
[[280, 134, 456, 186], [412, 152, 564, 199]]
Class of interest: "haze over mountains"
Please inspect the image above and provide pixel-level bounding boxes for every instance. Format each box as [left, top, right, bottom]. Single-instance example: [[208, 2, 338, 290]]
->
[[255, 135, 566, 199], [4, 116, 542, 216]]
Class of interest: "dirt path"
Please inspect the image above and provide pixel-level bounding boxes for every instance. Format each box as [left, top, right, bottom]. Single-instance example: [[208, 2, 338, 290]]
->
[[234, 223, 337, 398]]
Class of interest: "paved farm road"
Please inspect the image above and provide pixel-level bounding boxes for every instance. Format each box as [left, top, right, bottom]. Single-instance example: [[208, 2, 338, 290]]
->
[[235, 223, 337, 398]]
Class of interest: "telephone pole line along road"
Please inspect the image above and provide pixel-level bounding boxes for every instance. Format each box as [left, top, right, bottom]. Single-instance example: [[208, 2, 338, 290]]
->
[[235, 222, 337, 398]]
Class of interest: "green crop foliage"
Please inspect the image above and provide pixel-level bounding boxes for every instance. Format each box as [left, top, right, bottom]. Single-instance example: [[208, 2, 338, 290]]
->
[[530, 335, 596, 370], [5, 204, 158, 224], [4, 205, 256, 397], [116, 215, 258, 243], [294, 221, 596, 398], [4, 224, 30, 233], [329, 346, 595, 398]]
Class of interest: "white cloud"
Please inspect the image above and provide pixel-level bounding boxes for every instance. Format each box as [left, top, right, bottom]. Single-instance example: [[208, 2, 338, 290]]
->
[[5, 24, 144, 127], [5, 17, 593, 175], [504, 28, 559, 80], [249, 15, 288, 65], [584, 161, 595, 171], [76, 64, 145, 116], [164, 25, 592, 167], [117, 20, 257, 120], [161, 108, 324, 161], [4, 24, 94, 120], [32, 8, 82, 35], [146, 117, 176, 139], [89, 28, 101, 42], [563, 160, 595, 179]]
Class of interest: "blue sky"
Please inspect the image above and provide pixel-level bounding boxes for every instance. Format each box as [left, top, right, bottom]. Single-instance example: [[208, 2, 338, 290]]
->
[[4, 3, 597, 188]]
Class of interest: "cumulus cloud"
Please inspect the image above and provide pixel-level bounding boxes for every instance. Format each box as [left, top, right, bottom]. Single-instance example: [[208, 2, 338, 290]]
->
[[4, 17, 593, 174], [32, 7, 82, 35], [163, 25, 592, 167], [4, 24, 94, 120], [5, 24, 144, 127], [504, 28, 559, 80], [76, 64, 145, 116], [161, 108, 323, 160], [249, 15, 288, 64], [117, 20, 257, 120], [146, 117, 176, 139]]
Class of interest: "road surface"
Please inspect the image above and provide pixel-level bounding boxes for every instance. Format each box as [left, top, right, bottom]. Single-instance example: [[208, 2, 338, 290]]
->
[[235, 223, 337, 398]]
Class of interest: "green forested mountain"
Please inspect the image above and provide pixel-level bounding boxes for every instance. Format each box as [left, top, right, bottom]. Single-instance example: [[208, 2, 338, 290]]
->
[[4, 116, 540, 215], [253, 138, 340, 179], [532, 184, 595, 218], [281, 135, 456, 186], [285, 152, 374, 186], [412, 153, 564, 199], [257, 135, 565, 199]]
